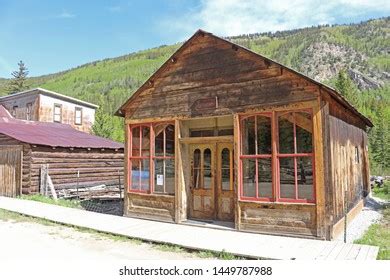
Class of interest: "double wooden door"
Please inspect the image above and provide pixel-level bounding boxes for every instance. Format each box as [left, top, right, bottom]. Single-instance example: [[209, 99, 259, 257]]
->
[[189, 142, 235, 221]]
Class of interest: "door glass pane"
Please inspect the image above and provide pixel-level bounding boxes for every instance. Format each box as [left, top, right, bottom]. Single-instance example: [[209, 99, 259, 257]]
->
[[165, 125, 175, 156], [154, 159, 164, 193], [257, 115, 272, 154], [242, 158, 256, 197], [278, 113, 294, 154], [297, 157, 314, 200], [192, 149, 201, 189], [203, 148, 212, 189], [242, 117, 255, 155], [296, 112, 313, 153], [258, 158, 272, 198], [140, 159, 150, 191], [279, 157, 295, 199], [221, 148, 231, 191], [131, 127, 140, 157], [141, 126, 150, 156], [154, 125, 165, 157], [165, 159, 175, 194], [131, 160, 141, 190]]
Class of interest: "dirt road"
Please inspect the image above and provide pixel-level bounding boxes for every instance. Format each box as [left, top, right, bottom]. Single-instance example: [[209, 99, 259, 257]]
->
[[0, 219, 202, 260]]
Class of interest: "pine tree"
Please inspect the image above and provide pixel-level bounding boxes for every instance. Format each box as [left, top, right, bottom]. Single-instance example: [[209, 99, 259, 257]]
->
[[7, 60, 29, 94], [92, 108, 114, 139], [334, 69, 359, 107]]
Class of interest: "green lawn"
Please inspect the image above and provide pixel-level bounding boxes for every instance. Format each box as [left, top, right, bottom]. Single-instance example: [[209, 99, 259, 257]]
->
[[354, 184, 390, 260]]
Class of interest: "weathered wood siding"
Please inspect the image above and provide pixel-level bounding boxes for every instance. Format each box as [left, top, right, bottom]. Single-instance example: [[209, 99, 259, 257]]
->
[[28, 146, 124, 193], [0, 94, 39, 120], [125, 193, 175, 222], [239, 201, 317, 236], [329, 114, 368, 224], [0, 145, 23, 197], [0, 133, 32, 194], [124, 33, 318, 120], [39, 94, 96, 133]]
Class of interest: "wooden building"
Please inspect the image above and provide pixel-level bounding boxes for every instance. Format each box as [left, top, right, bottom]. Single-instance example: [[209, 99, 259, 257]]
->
[[0, 88, 98, 133], [0, 105, 123, 197], [116, 30, 373, 240]]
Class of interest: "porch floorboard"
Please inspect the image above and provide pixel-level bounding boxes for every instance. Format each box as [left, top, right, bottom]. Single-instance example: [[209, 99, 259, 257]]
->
[[0, 197, 378, 260]]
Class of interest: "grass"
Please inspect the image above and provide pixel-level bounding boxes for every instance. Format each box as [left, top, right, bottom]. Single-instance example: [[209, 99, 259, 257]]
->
[[354, 208, 390, 260], [21, 194, 81, 209], [372, 181, 390, 201]]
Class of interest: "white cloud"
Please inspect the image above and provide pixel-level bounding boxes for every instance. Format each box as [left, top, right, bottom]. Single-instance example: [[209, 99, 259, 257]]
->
[[55, 10, 76, 19], [162, 0, 390, 37]]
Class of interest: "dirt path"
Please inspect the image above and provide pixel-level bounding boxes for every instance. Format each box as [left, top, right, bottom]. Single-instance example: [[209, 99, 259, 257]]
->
[[0, 219, 203, 260]]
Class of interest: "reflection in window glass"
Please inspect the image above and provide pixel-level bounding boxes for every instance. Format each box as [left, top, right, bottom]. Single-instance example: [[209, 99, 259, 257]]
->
[[242, 117, 255, 155], [131, 127, 140, 157], [296, 112, 313, 154], [154, 125, 165, 157], [131, 160, 141, 190], [203, 149, 212, 189], [165, 125, 175, 156], [154, 159, 164, 193], [242, 158, 256, 197], [279, 157, 295, 199], [165, 159, 175, 194], [258, 158, 272, 198], [278, 113, 294, 154], [221, 148, 231, 191], [140, 159, 150, 191], [193, 149, 201, 189], [257, 115, 272, 154], [297, 157, 313, 200], [141, 126, 150, 156]]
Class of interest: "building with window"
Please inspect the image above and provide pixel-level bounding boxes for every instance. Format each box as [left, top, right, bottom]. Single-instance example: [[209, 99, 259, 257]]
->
[[0, 88, 98, 133], [116, 30, 373, 240]]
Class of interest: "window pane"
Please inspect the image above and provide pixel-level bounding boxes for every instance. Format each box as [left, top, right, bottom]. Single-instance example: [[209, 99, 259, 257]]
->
[[154, 125, 165, 157], [242, 117, 256, 155], [165, 159, 175, 194], [141, 126, 150, 156], [297, 157, 314, 200], [278, 113, 294, 154], [242, 158, 256, 197], [279, 157, 295, 199], [130, 160, 141, 190], [154, 159, 164, 193], [221, 148, 231, 191], [258, 158, 272, 198], [140, 159, 150, 191], [131, 127, 140, 157], [257, 115, 272, 154], [203, 148, 212, 189], [296, 112, 313, 153], [165, 125, 175, 157], [192, 149, 201, 189]]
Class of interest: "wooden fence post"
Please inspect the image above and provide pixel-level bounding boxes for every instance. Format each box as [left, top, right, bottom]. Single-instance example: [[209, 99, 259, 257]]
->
[[40, 164, 48, 195]]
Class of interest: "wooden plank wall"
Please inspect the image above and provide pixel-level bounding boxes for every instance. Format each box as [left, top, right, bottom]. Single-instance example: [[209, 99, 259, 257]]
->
[[0, 145, 22, 197], [28, 146, 124, 193], [124, 33, 318, 120], [329, 115, 368, 223], [125, 192, 175, 222], [0, 133, 32, 194]]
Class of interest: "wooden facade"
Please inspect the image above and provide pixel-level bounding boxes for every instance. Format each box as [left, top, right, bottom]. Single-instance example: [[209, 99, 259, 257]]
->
[[0, 88, 97, 133], [117, 30, 372, 240]]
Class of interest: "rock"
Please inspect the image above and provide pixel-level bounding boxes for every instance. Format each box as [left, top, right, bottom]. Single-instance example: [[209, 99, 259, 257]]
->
[[348, 69, 383, 90]]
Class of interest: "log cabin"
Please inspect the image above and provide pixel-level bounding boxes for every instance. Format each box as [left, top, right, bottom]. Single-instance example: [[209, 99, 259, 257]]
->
[[116, 30, 373, 240], [0, 88, 98, 133], [0, 105, 123, 197]]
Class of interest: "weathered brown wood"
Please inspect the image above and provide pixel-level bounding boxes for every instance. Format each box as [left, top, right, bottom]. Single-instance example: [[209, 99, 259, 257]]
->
[[0, 145, 22, 197]]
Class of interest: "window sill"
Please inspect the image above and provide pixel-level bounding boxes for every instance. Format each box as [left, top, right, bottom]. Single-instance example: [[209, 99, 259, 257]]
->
[[238, 198, 316, 206]]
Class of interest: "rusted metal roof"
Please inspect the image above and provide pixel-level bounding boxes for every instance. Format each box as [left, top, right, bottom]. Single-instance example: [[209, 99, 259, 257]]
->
[[0, 106, 123, 149]]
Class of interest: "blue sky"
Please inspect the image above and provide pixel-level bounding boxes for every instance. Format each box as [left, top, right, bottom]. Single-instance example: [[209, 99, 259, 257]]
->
[[0, 0, 389, 78]]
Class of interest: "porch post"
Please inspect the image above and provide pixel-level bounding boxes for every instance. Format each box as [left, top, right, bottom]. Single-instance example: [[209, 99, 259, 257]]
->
[[233, 114, 241, 230], [174, 119, 185, 223]]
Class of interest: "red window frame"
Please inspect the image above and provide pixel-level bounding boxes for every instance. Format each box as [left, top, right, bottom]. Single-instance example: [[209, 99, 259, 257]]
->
[[128, 122, 175, 195], [239, 109, 316, 204], [239, 113, 273, 202], [276, 110, 315, 203]]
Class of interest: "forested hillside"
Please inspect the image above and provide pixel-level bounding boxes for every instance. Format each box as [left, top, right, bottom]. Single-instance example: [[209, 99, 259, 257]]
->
[[0, 17, 389, 173]]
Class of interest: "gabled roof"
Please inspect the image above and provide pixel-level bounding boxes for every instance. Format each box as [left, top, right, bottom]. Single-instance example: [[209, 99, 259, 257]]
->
[[0, 105, 122, 149], [0, 88, 99, 109], [116, 29, 373, 127]]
